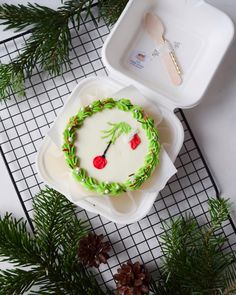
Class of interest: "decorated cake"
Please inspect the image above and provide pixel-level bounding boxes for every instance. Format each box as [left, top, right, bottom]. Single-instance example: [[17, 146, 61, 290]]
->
[[62, 98, 161, 196]]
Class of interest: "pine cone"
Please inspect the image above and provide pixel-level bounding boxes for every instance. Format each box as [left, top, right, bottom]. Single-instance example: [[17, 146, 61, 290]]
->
[[114, 261, 150, 295], [77, 233, 111, 268]]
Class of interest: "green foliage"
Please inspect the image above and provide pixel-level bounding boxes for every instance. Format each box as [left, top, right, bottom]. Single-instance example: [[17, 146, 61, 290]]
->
[[0, 1, 93, 100], [99, 0, 129, 25], [0, 213, 41, 267], [0, 0, 127, 101], [0, 268, 44, 295], [0, 185, 236, 295], [208, 197, 231, 227], [33, 188, 89, 267], [150, 198, 236, 295], [0, 187, 110, 294], [0, 63, 25, 98], [102, 121, 132, 144]]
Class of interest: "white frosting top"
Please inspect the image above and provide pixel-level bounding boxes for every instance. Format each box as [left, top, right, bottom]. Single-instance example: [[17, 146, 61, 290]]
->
[[75, 108, 149, 183]]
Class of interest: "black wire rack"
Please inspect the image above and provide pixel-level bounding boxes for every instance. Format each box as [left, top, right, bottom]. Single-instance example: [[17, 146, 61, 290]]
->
[[0, 6, 236, 290]]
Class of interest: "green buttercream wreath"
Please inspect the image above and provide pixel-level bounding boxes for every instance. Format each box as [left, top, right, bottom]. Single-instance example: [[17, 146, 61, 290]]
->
[[62, 98, 161, 196]]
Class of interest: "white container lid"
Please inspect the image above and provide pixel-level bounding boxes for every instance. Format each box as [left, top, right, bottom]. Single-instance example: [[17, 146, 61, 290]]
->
[[102, 0, 234, 109]]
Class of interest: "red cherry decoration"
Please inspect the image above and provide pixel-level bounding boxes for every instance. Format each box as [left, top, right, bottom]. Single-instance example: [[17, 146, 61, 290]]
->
[[93, 156, 107, 169], [130, 134, 141, 150], [93, 141, 112, 170]]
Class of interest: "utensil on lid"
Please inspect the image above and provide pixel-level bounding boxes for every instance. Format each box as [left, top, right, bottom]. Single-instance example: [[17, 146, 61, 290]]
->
[[145, 12, 182, 86]]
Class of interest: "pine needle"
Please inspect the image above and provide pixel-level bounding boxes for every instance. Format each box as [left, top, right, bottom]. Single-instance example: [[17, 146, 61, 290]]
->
[[151, 198, 236, 295], [1, 186, 236, 294], [0, 213, 41, 267], [0, 0, 127, 102], [0, 187, 109, 294], [99, 0, 129, 25], [0, 268, 44, 295]]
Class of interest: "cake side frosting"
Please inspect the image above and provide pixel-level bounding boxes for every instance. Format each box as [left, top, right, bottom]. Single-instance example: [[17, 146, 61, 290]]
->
[[62, 98, 161, 196]]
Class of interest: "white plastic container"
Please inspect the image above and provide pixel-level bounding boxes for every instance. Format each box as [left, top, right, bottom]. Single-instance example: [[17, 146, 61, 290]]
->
[[36, 0, 234, 224], [103, 0, 234, 109]]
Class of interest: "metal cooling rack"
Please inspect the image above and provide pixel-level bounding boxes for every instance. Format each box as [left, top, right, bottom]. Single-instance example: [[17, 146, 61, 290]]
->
[[1, 6, 236, 290]]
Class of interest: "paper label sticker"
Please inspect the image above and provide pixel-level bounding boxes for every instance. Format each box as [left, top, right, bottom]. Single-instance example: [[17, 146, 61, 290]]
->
[[129, 50, 151, 70]]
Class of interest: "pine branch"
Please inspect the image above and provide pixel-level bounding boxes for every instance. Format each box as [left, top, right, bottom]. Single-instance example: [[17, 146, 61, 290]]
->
[[149, 278, 170, 295], [222, 256, 236, 295], [0, 268, 44, 295], [1, 185, 235, 295], [0, 1, 95, 101], [32, 187, 100, 294], [0, 187, 110, 294], [0, 1, 128, 101], [0, 213, 41, 267], [33, 190, 107, 294], [99, 0, 129, 25], [45, 263, 110, 295], [0, 63, 25, 98], [0, 4, 63, 32], [208, 198, 231, 228], [33, 187, 89, 263], [156, 198, 236, 295]]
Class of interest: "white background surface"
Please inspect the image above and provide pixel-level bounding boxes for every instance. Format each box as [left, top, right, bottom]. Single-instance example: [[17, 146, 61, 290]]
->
[[184, 0, 236, 207], [0, 0, 236, 219]]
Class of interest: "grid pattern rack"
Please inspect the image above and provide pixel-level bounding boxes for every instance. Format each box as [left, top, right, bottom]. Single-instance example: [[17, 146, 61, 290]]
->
[[0, 6, 236, 290]]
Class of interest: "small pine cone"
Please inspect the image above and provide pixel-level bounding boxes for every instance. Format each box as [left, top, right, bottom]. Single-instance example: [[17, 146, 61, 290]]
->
[[77, 233, 111, 268], [114, 261, 150, 295]]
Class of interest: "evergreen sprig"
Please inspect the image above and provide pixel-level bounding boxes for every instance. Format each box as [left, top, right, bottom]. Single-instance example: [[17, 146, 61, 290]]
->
[[0, 0, 129, 101], [150, 198, 236, 295], [1, 185, 236, 294], [99, 0, 129, 26], [0, 187, 110, 294], [0, 213, 41, 267]]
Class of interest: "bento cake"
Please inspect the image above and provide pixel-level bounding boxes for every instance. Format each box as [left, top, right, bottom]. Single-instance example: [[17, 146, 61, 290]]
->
[[62, 98, 161, 196]]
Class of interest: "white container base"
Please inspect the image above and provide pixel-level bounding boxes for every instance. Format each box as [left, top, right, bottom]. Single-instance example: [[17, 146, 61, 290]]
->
[[36, 77, 183, 224]]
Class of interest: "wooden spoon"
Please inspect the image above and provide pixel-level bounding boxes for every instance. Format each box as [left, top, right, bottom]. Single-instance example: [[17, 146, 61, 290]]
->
[[145, 12, 182, 86]]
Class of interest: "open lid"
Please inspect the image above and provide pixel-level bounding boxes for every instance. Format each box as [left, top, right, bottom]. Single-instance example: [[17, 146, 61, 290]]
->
[[102, 0, 234, 109]]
